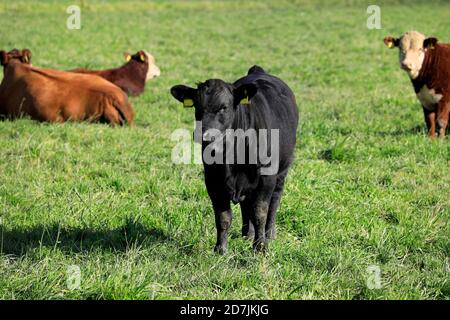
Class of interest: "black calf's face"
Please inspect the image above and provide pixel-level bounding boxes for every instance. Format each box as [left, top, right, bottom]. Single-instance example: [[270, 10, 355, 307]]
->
[[171, 79, 256, 142], [196, 80, 236, 136]]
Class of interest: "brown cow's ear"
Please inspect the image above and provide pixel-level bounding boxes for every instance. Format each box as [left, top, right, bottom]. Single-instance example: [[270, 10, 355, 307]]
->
[[384, 36, 399, 49], [124, 52, 132, 62], [22, 49, 32, 64], [170, 85, 197, 108], [0, 50, 8, 66], [424, 37, 438, 50]]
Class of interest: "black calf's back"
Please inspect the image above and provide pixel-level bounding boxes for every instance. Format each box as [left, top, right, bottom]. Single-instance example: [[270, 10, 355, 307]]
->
[[232, 66, 299, 172]]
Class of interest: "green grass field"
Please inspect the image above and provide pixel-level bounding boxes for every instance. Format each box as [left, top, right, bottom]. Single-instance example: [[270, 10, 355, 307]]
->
[[0, 0, 448, 300]]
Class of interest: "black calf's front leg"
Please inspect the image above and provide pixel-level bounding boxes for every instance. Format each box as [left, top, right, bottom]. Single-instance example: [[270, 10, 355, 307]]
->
[[240, 200, 255, 239], [266, 193, 281, 240], [266, 172, 288, 240], [252, 201, 270, 252], [214, 209, 232, 254], [250, 176, 277, 252]]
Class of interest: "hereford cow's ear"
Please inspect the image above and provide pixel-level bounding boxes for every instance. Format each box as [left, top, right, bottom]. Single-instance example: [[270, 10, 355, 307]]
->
[[22, 49, 32, 64], [0, 50, 8, 66], [233, 83, 258, 106], [170, 85, 197, 108], [384, 36, 399, 49], [424, 37, 438, 50], [139, 51, 146, 62], [124, 52, 132, 62]]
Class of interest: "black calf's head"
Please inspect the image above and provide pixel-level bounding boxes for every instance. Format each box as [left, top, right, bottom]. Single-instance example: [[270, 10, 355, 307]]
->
[[170, 79, 257, 141]]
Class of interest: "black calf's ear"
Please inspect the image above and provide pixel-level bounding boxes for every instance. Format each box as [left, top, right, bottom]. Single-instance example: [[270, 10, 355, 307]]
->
[[22, 49, 32, 63], [234, 83, 258, 106], [170, 85, 197, 108], [424, 37, 438, 50], [0, 50, 8, 66], [384, 36, 399, 48]]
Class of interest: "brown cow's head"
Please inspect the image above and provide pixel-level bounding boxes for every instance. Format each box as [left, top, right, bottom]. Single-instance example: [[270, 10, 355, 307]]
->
[[123, 50, 160, 80], [0, 48, 32, 68], [384, 31, 438, 79]]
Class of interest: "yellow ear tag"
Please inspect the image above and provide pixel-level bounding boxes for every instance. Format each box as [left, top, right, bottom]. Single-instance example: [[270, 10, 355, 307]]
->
[[140, 53, 145, 62], [240, 96, 250, 105], [240, 90, 250, 105], [387, 42, 394, 48], [183, 99, 194, 108], [125, 55, 131, 62]]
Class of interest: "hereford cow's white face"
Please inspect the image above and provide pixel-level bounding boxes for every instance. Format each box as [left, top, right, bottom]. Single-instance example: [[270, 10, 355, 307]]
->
[[384, 31, 438, 79], [144, 51, 161, 80], [125, 50, 161, 80], [398, 31, 426, 79]]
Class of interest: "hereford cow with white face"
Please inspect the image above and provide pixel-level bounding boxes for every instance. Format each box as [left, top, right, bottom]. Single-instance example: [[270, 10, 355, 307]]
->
[[384, 31, 450, 138]]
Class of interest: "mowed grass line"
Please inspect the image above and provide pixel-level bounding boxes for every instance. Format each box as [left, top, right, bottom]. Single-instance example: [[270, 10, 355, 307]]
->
[[0, 1, 449, 299]]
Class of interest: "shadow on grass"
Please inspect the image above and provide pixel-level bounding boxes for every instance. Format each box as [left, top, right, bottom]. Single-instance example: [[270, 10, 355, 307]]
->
[[376, 125, 425, 137], [318, 139, 356, 163], [0, 220, 170, 256]]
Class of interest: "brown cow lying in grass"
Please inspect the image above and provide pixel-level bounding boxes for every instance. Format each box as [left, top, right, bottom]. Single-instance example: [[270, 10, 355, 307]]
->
[[0, 49, 134, 126], [384, 31, 450, 138], [70, 50, 160, 96]]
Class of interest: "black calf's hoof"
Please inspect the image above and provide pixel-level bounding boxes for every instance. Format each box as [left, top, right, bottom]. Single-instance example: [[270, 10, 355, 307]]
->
[[242, 231, 255, 240], [266, 228, 277, 240], [214, 245, 227, 255], [253, 242, 267, 254]]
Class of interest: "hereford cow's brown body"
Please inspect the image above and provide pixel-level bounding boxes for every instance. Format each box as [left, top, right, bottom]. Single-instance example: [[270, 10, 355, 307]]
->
[[72, 65, 146, 96], [0, 61, 134, 125], [411, 43, 450, 138], [70, 51, 160, 96]]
